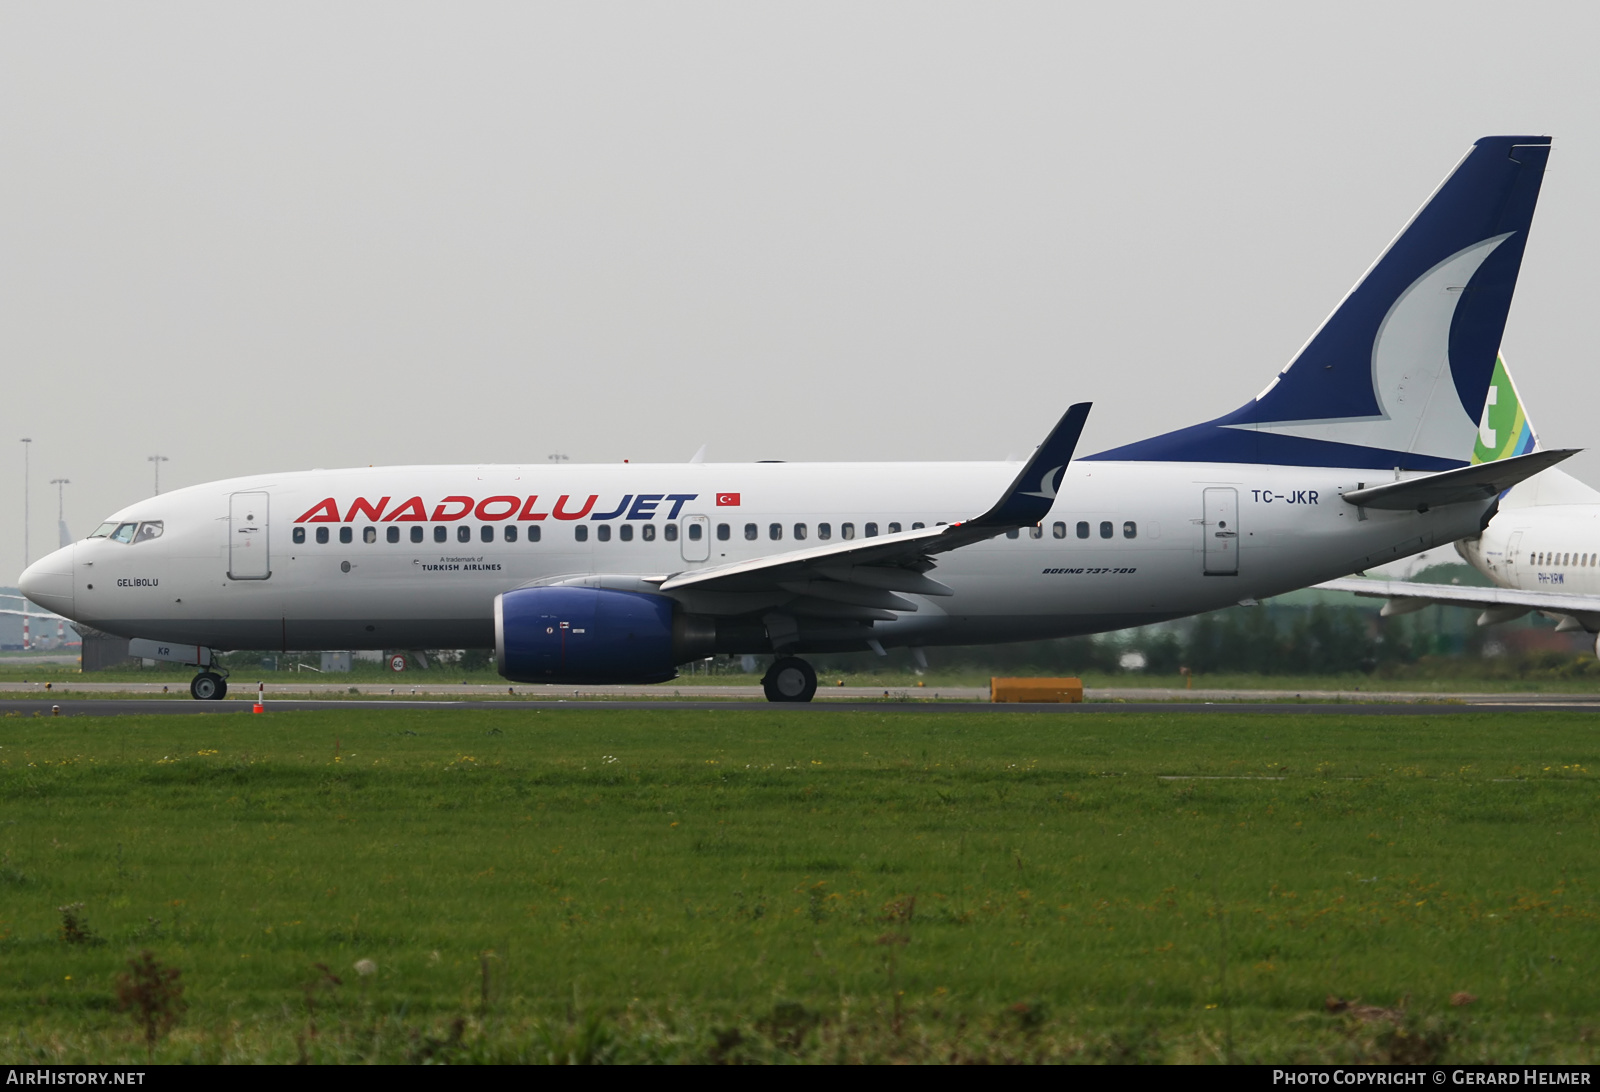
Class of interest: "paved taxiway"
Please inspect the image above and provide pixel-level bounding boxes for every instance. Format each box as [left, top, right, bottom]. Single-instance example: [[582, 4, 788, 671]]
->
[[3, 682, 1596, 704], [5, 699, 1600, 716]]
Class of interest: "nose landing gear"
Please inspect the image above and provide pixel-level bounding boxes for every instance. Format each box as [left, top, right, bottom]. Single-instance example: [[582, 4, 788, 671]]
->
[[762, 656, 817, 703], [190, 671, 228, 701]]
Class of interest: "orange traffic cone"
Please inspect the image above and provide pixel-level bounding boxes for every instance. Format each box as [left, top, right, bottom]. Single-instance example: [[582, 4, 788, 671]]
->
[[252, 681, 264, 714]]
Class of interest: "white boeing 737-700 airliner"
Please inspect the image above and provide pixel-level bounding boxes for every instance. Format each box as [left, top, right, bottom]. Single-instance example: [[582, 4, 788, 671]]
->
[[18, 135, 1575, 701]]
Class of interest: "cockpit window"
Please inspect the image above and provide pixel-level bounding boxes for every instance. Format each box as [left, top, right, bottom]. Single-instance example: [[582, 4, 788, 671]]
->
[[102, 520, 163, 545]]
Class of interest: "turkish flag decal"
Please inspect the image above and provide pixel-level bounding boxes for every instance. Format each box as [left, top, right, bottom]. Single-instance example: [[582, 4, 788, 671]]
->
[[716, 493, 741, 506]]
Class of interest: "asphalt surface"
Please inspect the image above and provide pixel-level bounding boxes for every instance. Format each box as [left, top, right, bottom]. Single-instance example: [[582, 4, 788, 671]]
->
[[5, 698, 1600, 716]]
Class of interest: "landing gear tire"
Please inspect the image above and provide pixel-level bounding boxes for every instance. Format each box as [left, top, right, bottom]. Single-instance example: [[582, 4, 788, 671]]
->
[[190, 672, 227, 701], [762, 657, 817, 703]]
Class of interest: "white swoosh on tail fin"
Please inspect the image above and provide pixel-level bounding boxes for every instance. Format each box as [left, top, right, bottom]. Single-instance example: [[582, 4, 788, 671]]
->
[[1224, 233, 1512, 461]]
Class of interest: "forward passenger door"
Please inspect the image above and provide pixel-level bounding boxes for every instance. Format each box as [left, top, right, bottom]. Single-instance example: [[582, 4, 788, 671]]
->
[[228, 491, 271, 580]]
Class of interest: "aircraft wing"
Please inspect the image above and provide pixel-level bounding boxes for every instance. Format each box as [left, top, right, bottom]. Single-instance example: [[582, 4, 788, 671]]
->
[[1318, 575, 1600, 629], [1339, 448, 1579, 511], [651, 403, 1093, 621]]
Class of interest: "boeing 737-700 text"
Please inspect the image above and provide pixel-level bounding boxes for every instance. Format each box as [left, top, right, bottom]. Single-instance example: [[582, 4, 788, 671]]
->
[[19, 135, 1573, 701]]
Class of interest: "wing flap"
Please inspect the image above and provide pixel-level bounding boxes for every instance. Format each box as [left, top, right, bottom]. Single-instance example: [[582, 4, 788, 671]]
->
[[814, 565, 955, 596], [776, 580, 919, 612]]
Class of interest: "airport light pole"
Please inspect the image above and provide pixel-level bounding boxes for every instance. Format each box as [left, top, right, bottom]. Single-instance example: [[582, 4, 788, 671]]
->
[[51, 478, 69, 548], [20, 438, 31, 569], [148, 454, 168, 496]]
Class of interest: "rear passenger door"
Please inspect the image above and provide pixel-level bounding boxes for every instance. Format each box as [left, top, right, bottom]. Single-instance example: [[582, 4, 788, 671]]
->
[[1202, 487, 1238, 576]]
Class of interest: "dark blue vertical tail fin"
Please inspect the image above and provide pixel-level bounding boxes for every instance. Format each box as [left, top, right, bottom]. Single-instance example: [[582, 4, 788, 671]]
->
[[1090, 136, 1551, 470]]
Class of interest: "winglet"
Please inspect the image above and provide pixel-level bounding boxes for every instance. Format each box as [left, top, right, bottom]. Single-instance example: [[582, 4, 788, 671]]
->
[[967, 402, 1092, 528]]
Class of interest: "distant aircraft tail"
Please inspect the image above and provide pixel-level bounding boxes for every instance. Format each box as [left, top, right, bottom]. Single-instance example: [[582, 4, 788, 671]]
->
[[1471, 354, 1540, 463], [1091, 136, 1552, 471]]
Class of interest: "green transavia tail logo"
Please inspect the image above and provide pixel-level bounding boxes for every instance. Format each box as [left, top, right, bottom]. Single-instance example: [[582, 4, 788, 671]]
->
[[1472, 355, 1538, 464]]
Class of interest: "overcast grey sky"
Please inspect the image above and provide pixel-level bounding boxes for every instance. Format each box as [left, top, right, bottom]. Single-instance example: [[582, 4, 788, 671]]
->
[[2, 2, 1597, 579]]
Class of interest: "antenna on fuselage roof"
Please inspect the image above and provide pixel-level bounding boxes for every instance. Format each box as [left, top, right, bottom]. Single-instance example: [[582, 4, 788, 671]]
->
[[688, 444, 707, 464]]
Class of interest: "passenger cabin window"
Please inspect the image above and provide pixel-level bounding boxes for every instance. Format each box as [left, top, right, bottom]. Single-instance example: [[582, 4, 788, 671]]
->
[[1053, 522, 1066, 539], [340, 527, 353, 544], [316, 527, 330, 544], [769, 523, 782, 541], [818, 523, 832, 540], [1076, 521, 1089, 539], [293, 527, 306, 544], [387, 526, 399, 544], [716, 523, 729, 541], [794, 523, 807, 540], [481, 526, 494, 543], [865, 523, 879, 537], [1123, 521, 1137, 539], [1006, 528, 1020, 539], [1029, 525, 1043, 539], [133, 522, 164, 544], [505, 525, 518, 542], [575, 526, 589, 542], [665, 524, 678, 541], [410, 527, 423, 543], [528, 525, 541, 542], [619, 525, 633, 542], [744, 523, 758, 541], [597, 525, 611, 542], [434, 526, 447, 543], [912, 522, 925, 530], [456, 526, 470, 543], [689, 523, 703, 541], [642, 525, 655, 541], [364, 527, 377, 544], [842, 523, 855, 540], [1099, 521, 1113, 539]]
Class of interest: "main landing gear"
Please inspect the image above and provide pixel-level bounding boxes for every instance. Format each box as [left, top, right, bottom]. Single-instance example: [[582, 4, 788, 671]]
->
[[762, 656, 817, 703], [190, 671, 228, 701]]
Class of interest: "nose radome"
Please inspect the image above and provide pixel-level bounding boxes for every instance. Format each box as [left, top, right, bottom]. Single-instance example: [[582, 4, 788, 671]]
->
[[18, 543, 74, 618]]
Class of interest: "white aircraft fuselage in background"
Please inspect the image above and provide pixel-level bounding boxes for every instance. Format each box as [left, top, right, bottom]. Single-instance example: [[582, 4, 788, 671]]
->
[[1461, 471, 1600, 597], [17, 135, 1572, 700], [1325, 468, 1600, 646]]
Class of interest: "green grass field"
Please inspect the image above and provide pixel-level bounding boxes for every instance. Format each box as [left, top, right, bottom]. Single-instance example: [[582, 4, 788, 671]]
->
[[3, 707, 1598, 1063]]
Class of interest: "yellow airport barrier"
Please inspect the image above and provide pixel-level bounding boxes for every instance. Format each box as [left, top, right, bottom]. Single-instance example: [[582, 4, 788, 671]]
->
[[990, 677, 1084, 703]]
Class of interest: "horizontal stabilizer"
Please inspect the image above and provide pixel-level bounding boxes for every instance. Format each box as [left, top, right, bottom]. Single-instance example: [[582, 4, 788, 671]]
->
[[1339, 448, 1578, 511]]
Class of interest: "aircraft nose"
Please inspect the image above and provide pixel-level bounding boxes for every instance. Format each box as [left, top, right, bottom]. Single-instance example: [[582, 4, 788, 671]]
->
[[18, 544, 75, 617]]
